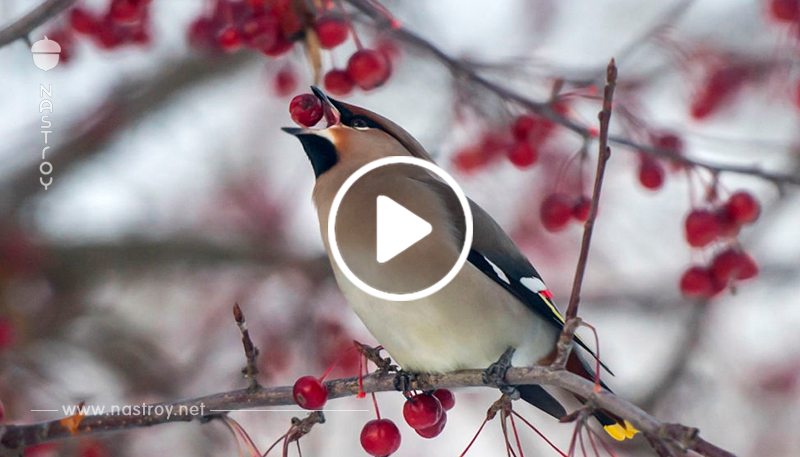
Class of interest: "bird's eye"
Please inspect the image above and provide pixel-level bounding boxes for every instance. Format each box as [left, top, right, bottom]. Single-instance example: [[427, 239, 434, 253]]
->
[[351, 118, 369, 130]]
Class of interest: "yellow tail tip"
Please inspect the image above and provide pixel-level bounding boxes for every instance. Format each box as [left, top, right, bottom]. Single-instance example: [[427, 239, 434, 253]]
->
[[603, 421, 639, 441]]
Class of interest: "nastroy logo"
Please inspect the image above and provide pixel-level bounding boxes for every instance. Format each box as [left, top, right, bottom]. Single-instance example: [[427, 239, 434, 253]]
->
[[31, 36, 61, 71]]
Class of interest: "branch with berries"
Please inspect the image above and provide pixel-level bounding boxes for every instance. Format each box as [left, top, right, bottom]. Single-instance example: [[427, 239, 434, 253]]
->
[[0, 358, 735, 457], [343, 0, 800, 188]]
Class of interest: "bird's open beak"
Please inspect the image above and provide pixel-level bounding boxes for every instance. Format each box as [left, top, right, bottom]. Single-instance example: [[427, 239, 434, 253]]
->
[[310, 86, 341, 127], [281, 127, 314, 136], [281, 87, 341, 138]]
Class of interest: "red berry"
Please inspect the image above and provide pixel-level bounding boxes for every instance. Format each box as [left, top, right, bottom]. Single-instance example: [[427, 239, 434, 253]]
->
[[725, 191, 760, 224], [656, 132, 684, 153], [323, 69, 354, 96], [769, 0, 800, 22], [315, 16, 349, 49], [262, 34, 293, 57], [684, 209, 721, 248], [511, 115, 538, 141], [240, 15, 279, 49], [0, 319, 15, 351], [690, 67, 748, 120], [187, 17, 217, 49], [292, 376, 328, 409], [109, 0, 143, 24], [679, 266, 715, 298], [217, 27, 242, 51], [452, 147, 489, 173], [572, 197, 591, 222], [402, 394, 442, 430], [79, 440, 109, 457], [415, 411, 447, 439], [347, 49, 391, 90], [69, 8, 99, 35], [638, 157, 665, 190], [711, 249, 759, 284], [715, 209, 740, 238], [507, 141, 538, 168], [360, 419, 401, 456], [432, 389, 455, 411], [540, 194, 573, 232], [376, 38, 400, 61], [274, 67, 298, 97]]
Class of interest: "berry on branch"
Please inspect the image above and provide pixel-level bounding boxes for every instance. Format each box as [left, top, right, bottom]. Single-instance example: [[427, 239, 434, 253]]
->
[[402, 393, 442, 430], [292, 376, 328, 410]]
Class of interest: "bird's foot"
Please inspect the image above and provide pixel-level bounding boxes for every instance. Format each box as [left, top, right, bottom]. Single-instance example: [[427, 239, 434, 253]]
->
[[483, 347, 516, 387], [393, 370, 418, 400]]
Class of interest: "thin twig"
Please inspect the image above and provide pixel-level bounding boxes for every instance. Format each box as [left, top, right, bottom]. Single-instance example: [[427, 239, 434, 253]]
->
[[566, 59, 617, 322], [233, 303, 261, 391], [0, 0, 77, 48], [552, 60, 617, 369]]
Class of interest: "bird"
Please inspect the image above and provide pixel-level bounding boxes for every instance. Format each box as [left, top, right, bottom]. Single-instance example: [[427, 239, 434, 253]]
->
[[283, 87, 638, 441]]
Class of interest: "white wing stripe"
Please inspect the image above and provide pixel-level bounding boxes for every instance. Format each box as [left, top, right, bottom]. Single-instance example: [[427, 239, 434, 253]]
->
[[483, 256, 511, 284], [520, 276, 546, 293]]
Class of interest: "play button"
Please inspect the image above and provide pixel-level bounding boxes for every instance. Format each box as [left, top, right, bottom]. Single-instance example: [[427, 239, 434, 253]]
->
[[376, 196, 432, 264], [327, 156, 473, 301]]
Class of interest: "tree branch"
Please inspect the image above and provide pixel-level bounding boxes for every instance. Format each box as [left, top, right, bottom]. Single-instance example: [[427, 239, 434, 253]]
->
[[0, 367, 735, 457], [0, 0, 77, 48], [344, 0, 800, 187]]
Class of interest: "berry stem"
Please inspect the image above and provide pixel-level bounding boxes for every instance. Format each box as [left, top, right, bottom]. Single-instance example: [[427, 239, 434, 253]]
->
[[333, 0, 363, 49], [512, 410, 568, 456]]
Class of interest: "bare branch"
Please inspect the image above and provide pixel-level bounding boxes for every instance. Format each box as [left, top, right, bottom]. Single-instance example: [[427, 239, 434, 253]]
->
[[0, 0, 77, 48], [233, 303, 261, 391]]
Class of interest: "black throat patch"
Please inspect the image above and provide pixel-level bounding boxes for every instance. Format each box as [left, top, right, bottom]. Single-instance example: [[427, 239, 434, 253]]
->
[[297, 134, 339, 178]]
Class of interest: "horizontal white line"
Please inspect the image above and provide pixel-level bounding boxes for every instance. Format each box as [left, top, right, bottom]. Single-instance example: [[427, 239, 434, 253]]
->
[[31, 410, 59, 412], [209, 409, 369, 412]]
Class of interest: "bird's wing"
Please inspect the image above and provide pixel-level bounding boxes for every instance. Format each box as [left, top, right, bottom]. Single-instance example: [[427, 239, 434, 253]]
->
[[413, 173, 611, 373]]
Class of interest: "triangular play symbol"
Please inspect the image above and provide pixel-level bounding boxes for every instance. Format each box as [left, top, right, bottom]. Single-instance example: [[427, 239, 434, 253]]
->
[[376, 195, 432, 264]]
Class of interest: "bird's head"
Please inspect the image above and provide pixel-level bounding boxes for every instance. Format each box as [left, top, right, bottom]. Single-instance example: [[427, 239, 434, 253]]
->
[[282, 87, 434, 178]]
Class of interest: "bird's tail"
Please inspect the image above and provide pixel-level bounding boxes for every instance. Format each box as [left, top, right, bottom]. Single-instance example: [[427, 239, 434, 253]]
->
[[565, 351, 639, 441]]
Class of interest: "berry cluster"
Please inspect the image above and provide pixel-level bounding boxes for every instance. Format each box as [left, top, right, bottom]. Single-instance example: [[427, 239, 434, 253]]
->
[[187, 0, 393, 97], [360, 389, 454, 456], [679, 191, 761, 298], [453, 106, 566, 173], [46, 0, 154, 63], [539, 193, 591, 232], [402, 390, 454, 438]]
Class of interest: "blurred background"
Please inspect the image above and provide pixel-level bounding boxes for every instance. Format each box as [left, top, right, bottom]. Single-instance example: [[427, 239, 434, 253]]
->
[[1, 0, 799, 455]]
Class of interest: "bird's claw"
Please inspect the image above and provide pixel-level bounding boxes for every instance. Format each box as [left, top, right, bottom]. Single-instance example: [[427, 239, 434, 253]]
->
[[393, 370, 418, 399], [483, 347, 516, 388]]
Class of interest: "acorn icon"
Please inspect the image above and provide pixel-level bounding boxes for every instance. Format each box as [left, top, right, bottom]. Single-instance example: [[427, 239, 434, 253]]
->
[[31, 36, 61, 71]]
